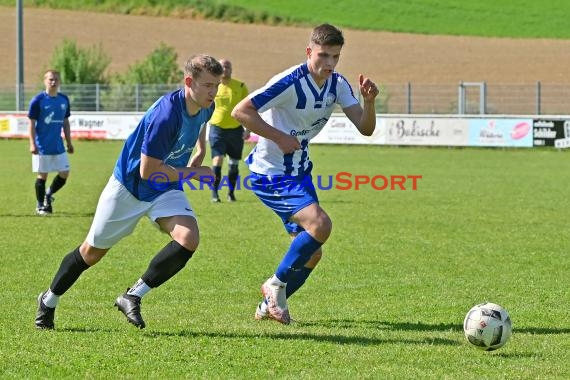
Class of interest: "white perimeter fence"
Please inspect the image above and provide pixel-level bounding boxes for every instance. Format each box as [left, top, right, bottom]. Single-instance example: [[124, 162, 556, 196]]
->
[[3, 82, 570, 115]]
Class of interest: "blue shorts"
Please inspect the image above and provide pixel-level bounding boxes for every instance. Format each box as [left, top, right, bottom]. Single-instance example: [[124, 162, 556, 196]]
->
[[249, 172, 319, 234], [209, 125, 244, 159]]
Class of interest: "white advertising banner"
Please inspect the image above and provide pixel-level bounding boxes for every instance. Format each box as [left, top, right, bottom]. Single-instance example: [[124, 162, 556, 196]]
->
[[0, 112, 143, 140], [69, 113, 143, 140], [554, 137, 570, 148], [0, 113, 28, 138], [468, 118, 533, 147], [0, 112, 562, 150], [311, 115, 386, 145], [384, 117, 470, 146]]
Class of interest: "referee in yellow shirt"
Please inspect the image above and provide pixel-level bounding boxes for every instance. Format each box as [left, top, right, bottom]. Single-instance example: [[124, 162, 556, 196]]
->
[[208, 59, 250, 202]]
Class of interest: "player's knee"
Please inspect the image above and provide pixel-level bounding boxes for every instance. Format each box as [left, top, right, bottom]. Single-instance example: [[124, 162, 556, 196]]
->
[[315, 214, 332, 240], [303, 214, 332, 242], [180, 239, 199, 252], [175, 231, 199, 252], [79, 241, 108, 266]]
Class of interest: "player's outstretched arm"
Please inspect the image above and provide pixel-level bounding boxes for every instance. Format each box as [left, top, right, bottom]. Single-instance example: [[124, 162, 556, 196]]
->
[[232, 98, 300, 154]]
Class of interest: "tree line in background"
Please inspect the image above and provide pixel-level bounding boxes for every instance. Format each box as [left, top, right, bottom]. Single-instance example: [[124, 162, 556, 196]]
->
[[39, 39, 386, 113], [45, 39, 182, 111], [49, 39, 181, 84]]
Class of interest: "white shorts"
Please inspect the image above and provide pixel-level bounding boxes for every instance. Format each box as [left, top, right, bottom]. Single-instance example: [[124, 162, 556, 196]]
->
[[86, 176, 196, 249], [32, 153, 70, 173]]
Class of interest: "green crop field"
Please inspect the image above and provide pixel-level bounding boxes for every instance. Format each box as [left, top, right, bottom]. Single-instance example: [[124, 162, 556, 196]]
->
[[0, 139, 568, 378], [3, 0, 570, 38]]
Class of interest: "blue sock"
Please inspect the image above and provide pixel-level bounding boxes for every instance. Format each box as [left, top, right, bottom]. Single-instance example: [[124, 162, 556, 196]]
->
[[275, 231, 322, 283], [285, 267, 313, 298]]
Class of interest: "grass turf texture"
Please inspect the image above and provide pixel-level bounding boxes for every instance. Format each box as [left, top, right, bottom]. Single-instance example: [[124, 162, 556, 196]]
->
[[0, 139, 568, 378], [3, 0, 570, 39]]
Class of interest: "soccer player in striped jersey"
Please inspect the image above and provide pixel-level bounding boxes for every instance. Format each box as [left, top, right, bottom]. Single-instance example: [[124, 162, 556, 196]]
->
[[232, 24, 379, 324]]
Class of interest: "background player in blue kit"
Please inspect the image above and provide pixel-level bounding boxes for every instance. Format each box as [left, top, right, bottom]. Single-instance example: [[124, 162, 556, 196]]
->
[[232, 24, 380, 324], [35, 55, 223, 330], [28, 69, 74, 215]]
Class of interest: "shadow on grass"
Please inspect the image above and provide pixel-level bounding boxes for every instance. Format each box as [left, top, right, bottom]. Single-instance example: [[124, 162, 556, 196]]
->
[[51, 326, 455, 347], [301, 319, 464, 331], [512, 327, 570, 334], [0, 212, 95, 218], [144, 329, 460, 346], [494, 352, 541, 358], [301, 319, 570, 335], [55, 320, 569, 346], [58, 327, 116, 333]]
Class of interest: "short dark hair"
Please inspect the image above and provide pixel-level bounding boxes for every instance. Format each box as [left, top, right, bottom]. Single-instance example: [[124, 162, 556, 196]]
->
[[310, 24, 344, 47], [44, 69, 60, 78], [184, 55, 223, 79]]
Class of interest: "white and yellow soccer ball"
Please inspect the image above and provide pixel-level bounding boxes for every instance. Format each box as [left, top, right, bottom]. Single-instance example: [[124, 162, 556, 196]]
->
[[463, 302, 512, 351]]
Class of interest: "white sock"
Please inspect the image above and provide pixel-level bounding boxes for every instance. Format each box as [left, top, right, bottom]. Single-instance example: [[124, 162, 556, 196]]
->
[[127, 279, 151, 298], [269, 274, 286, 287], [42, 289, 59, 308], [259, 299, 268, 313]]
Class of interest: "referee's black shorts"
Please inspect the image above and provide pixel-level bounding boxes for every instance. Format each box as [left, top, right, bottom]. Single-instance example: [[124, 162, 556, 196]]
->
[[209, 125, 245, 159]]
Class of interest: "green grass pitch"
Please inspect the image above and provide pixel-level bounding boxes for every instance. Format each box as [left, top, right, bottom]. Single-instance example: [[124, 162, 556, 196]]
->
[[0, 139, 568, 378]]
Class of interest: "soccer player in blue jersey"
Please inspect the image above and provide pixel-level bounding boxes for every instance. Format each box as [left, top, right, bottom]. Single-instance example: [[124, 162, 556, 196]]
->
[[232, 24, 379, 324], [35, 55, 223, 330], [28, 70, 74, 215]]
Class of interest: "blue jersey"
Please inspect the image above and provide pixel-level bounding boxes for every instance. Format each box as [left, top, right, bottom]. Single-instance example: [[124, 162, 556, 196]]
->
[[245, 62, 358, 176], [113, 89, 213, 201], [28, 92, 71, 155]]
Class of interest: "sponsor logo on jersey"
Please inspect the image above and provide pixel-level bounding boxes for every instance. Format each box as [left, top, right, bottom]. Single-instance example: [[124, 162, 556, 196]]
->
[[325, 93, 336, 107]]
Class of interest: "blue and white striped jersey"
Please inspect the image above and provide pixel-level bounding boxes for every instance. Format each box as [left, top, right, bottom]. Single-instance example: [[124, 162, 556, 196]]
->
[[245, 62, 358, 176]]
